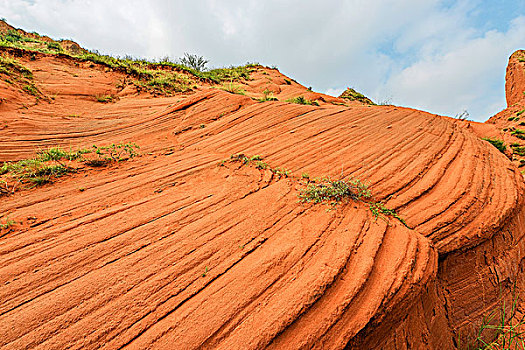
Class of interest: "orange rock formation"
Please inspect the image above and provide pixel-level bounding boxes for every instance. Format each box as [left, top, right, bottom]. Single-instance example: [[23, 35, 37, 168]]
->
[[1, 24, 525, 349]]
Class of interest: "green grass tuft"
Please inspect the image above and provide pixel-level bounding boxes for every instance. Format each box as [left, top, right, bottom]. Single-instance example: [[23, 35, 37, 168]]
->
[[220, 82, 245, 95], [299, 177, 371, 205], [0, 216, 15, 230], [482, 138, 506, 153], [286, 96, 319, 106], [511, 129, 525, 140]]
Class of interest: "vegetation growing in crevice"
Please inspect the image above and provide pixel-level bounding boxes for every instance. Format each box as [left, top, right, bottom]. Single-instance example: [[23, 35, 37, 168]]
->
[[95, 94, 117, 103], [458, 283, 525, 350], [222, 154, 406, 225], [482, 138, 506, 153], [223, 154, 291, 178], [299, 177, 371, 204]]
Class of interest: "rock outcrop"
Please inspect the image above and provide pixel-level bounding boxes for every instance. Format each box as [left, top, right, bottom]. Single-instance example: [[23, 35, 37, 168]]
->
[[1, 26, 525, 349]]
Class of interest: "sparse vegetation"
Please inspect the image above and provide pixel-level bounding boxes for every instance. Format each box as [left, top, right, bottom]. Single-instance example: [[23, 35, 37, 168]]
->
[[517, 110, 525, 117], [133, 69, 192, 95], [220, 82, 245, 95], [0, 54, 41, 98], [46, 41, 62, 52], [23, 84, 39, 96], [0, 216, 15, 230], [0, 144, 139, 196], [299, 177, 371, 205], [0, 29, 252, 96], [300, 177, 407, 225], [226, 154, 291, 178], [223, 154, 405, 224], [369, 202, 407, 226], [0, 29, 61, 54], [286, 96, 319, 106], [339, 87, 375, 105], [459, 284, 525, 349], [0, 147, 85, 194], [508, 116, 520, 121], [482, 138, 506, 153], [95, 94, 116, 103], [512, 129, 525, 140], [257, 88, 278, 102], [511, 144, 525, 156], [89, 143, 139, 164]]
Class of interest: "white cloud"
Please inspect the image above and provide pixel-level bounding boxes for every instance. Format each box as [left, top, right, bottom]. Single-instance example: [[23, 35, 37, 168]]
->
[[0, 0, 524, 121], [379, 16, 525, 119]]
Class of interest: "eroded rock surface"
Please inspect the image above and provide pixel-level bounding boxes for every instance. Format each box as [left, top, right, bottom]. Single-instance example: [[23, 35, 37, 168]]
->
[[1, 38, 525, 349]]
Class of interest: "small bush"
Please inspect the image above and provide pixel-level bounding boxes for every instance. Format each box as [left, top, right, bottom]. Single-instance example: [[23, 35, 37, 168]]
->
[[482, 138, 506, 153], [22, 84, 39, 96], [299, 178, 371, 205], [46, 41, 62, 52], [271, 167, 291, 178], [96, 94, 116, 103], [0, 216, 15, 229], [90, 143, 139, 163], [511, 129, 525, 140], [257, 88, 278, 102], [511, 144, 525, 156], [179, 53, 208, 72], [286, 96, 319, 106]]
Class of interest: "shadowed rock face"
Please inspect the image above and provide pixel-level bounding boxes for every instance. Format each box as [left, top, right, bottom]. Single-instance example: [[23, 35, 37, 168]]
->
[[1, 30, 525, 348]]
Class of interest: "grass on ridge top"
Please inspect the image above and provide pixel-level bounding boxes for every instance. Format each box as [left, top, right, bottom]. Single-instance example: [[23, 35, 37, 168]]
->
[[0, 25, 255, 97]]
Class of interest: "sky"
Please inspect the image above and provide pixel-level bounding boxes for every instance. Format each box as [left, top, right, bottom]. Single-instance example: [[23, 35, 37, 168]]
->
[[1, 0, 524, 121]]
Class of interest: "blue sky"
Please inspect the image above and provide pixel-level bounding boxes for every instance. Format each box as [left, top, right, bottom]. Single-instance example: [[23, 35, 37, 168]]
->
[[1, 0, 524, 121]]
